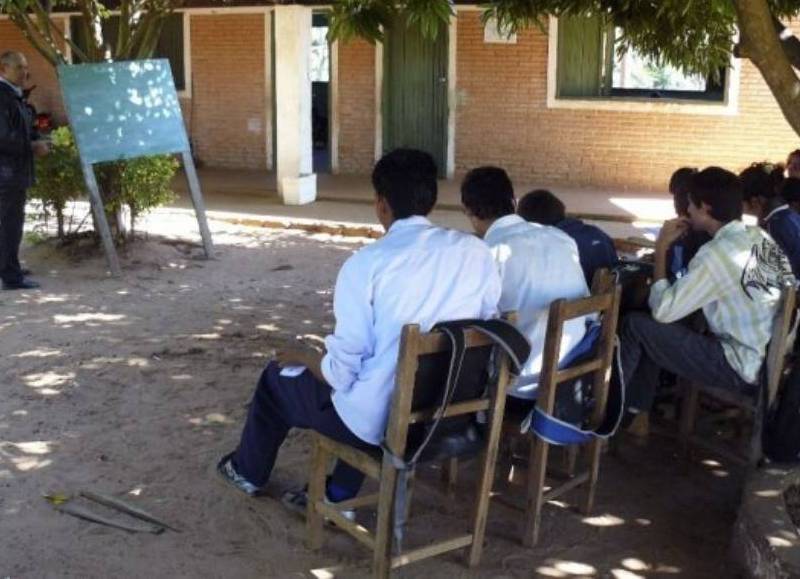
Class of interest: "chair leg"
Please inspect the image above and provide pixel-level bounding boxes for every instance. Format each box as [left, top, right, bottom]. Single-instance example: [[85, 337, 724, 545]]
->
[[580, 438, 603, 515], [306, 437, 328, 550], [373, 460, 398, 579], [441, 457, 458, 496], [748, 406, 764, 468], [679, 382, 699, 457], [523, 436, 550, 547], [563, 445, 578, 478]]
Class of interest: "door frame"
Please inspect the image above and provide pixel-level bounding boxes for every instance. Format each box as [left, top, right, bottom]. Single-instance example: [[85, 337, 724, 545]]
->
[[374, 14, 457, 178]]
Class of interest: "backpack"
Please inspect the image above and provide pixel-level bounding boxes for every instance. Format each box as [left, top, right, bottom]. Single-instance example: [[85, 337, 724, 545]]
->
[[763, 362, 800, 463]]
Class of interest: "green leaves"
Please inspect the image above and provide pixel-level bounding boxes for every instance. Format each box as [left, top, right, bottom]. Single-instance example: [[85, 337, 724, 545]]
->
[[329, 0, 453, 43]]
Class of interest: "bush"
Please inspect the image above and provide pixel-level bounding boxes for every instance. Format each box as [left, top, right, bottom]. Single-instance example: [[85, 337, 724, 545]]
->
[[99, 154, 179, 236], [29, 126, 179, 240], [28, 126, 84, 238]]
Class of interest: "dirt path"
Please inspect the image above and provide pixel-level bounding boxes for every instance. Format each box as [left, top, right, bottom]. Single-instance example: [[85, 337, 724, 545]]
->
[[1, 212, 742, 578]]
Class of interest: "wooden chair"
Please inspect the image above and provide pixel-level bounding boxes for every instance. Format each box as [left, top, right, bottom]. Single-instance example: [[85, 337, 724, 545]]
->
[[678, 284, 796, 466], [500, 271, 621, 547], [305, 321, 515, 578]]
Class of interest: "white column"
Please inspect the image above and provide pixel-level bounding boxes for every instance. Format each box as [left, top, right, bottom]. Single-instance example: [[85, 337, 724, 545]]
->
[[274, 5, 316, 204]]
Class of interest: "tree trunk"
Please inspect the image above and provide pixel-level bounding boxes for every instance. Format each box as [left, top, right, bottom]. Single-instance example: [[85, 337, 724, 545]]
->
[[736, 0, 800, 138]]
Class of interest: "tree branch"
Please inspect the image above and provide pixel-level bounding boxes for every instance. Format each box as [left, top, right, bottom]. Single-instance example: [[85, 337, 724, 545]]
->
[[735, 0, 800, 137]]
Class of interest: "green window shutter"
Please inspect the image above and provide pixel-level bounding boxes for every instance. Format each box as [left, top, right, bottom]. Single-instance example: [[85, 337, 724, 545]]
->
[[69, 14, 184, 91], [556, 14, 605, 98]]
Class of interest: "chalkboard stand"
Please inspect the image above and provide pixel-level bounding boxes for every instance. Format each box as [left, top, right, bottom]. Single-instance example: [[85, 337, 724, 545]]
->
[[81, 161, 122, 277], [182, 151, 214, 257], [79, 153, 214, 277]]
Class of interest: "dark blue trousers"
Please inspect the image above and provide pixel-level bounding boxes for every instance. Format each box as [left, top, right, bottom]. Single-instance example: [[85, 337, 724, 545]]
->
[[232, 361, 373, 499]]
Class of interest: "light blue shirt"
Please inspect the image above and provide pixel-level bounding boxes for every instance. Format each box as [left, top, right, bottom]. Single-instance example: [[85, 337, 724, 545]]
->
[[483, 214, 590, 399], [322, 216, 502, 444]]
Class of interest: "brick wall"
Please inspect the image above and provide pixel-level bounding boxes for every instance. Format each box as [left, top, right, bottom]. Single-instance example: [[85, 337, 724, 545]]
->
[[0, 19, 67, 123], [455, 12, 800, 192], [190, 14, 267, 169], [336, 38, 375, 174]]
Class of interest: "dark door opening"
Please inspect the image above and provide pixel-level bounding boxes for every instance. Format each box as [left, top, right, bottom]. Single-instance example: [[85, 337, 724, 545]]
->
[[311, 13, 331, 174]]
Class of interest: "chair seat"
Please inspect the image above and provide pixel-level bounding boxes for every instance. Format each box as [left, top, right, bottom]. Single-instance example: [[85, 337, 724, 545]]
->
[[353, 423, 487, 465]]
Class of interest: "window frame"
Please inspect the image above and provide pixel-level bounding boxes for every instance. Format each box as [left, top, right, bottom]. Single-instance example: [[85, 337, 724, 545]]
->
[[66, 11, 192, 99], [546, 16, 740, 116]]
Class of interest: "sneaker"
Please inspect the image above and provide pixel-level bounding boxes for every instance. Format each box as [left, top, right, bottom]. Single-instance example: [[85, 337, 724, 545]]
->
[[281, 485, 356, 522], [216, 452, 261, 496]]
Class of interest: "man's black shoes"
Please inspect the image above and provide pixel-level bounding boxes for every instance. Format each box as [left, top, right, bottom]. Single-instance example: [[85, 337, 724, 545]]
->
[[2, 278, 40, 290]]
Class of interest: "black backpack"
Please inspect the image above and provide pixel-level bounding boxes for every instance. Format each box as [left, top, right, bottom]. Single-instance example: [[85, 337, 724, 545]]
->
[[764, 362, 800, 463]]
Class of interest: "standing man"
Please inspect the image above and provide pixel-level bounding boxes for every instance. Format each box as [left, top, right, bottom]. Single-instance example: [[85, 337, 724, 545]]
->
[[0, 51, 47, 290]]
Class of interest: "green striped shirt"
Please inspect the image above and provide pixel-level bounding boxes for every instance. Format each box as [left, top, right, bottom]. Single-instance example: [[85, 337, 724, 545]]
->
[[649, 220, 794, 384]]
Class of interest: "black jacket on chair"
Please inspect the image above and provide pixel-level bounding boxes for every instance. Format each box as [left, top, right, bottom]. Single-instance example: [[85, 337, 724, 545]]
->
[[0, 81, 34, 190]]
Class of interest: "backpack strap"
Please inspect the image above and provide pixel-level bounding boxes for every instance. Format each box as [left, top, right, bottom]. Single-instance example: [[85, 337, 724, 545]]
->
[[523, 331, 626, 445], [380, 318, 529, 551]]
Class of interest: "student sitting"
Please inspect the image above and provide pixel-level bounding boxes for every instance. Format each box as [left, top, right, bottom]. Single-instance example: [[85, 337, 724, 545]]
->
[[780, 177, 800, 214], [460, 167, 589, 409], [667, 167, 711, 280], [217, 149, 502, 506], [517, 189, 617, 287], [786, 149, 800, 179], [740, 162, 800, 279], [620, 167, 793, 415]]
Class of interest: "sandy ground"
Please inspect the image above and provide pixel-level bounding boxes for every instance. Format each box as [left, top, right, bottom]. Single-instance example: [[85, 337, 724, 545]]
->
[[1, 208, 746, 578]]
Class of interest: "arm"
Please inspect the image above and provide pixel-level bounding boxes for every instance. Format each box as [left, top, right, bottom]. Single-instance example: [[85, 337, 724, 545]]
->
[[0, 101, 26, 157], [649, 250, 720, 323], [319, 255, 375, 392]]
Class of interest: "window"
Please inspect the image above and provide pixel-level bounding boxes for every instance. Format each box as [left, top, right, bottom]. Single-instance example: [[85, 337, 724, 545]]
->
[[556, 14, 725, 102], [69, 13, 186, 92]]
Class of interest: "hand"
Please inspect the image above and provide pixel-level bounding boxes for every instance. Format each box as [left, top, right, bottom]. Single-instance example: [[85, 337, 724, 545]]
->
[[275, 347, 313, 368], [31, 140, 49, 158], [275, 346, 325, 383], [656, 218, 689, 250]]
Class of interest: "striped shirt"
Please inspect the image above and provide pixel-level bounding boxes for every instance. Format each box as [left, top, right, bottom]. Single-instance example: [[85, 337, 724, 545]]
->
[[649, 220, 793, 384]]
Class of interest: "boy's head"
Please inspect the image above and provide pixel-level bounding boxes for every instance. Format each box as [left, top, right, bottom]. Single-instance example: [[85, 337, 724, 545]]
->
[[739, 162, 784, 217], [686, 166, 743, 233], [780, 177, 800, 212], [517, 189, 566, 226], [669, 167, 698, 217], [460, 166, 515, 237], [371, 149, 438, 230], [786, 149, 800, 179]]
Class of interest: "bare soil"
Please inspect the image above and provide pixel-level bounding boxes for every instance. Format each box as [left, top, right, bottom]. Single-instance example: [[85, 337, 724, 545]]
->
[[1, 210, 745, 578]]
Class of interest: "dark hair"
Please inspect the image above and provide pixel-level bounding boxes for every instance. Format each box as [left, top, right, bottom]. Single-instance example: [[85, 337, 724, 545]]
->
[[460, 166, 515, 220], [688, 166, 743, 224], [780, 177, 800, 204], [371, 148, 438, 218], [739, 162, 785, 201], [517, 189, 566, 225], [788, 149, 800, 162], [669, 167, 698, 216]]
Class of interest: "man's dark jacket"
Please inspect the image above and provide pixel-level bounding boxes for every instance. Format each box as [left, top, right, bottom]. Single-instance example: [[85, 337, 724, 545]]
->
[[0, 81, 34, 190]]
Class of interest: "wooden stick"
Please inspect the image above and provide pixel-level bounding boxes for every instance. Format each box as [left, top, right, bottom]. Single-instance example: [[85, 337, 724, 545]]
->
[[80, 491, 180, 532], [57, 502, 163, 534]]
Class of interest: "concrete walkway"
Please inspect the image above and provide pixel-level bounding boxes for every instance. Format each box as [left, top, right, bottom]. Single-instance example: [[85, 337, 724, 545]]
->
[[171, 168, 675, 241]]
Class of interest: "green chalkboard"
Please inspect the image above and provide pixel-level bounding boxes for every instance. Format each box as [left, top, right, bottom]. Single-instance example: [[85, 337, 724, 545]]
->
[[58, 59, 189, 164]]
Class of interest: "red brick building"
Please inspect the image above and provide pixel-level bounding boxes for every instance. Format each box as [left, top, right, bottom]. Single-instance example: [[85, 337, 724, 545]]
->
[[2, 3, 798, 195]]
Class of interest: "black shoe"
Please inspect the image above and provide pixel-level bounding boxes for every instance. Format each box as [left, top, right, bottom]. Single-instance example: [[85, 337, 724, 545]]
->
[[2, 278, 40, 290], [21, 268, 31, 276]]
